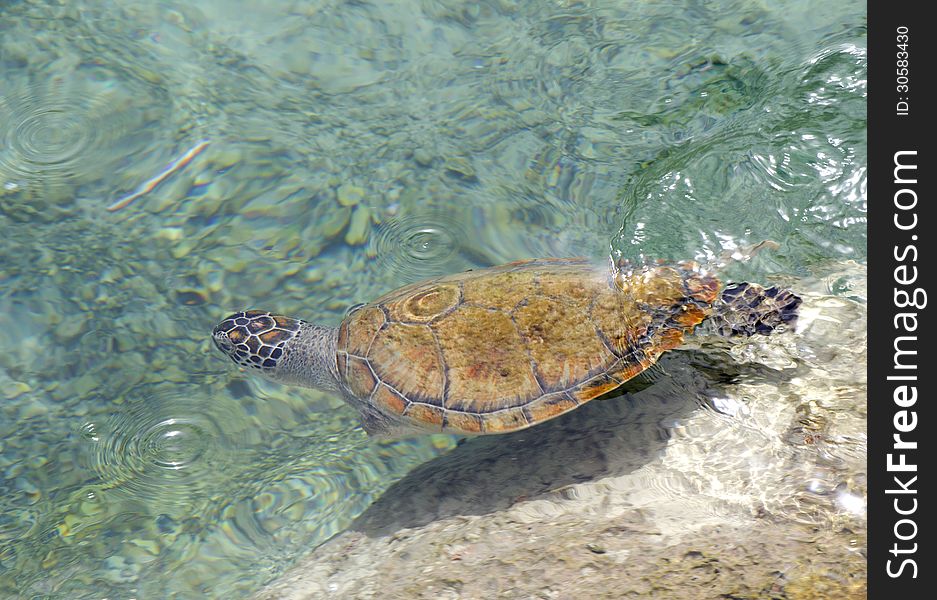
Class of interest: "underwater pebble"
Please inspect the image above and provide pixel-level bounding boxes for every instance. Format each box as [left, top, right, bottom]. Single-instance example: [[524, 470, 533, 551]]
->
[[326, 300, 347, 311], [150, 172, 193, 214], [413, 148, 434, 167], [211, 147, 243, 169], [78, 496, 105, 518], [103, 555, 141, 583], [26, 454, 48, 469], [320, 205, 352, 239], [272, 231, 304, 258], [71, 373, 98, 398], [1, 39, 31, 63], [252, 492, 277, 513], [163, 365, 188, 383], [241, 194, 303, 219], [200, 268, 225, 294], [78, 282, 96, 303], [281, 262, 303, 277], [429, 435, 457, 451], [17, 399, 49, 420], [62, 513, 82, 534], [245, 272, 281, 298], [174, 288, 208, 306], [3, 381, 31, 400], [195, 177, 234, 216], [519, 109, 548, 127], [4, 461, 24, 479], [156, 227, 185, 242], [194, 169, 214, 187], [710, 397, 750, 417], [171, 240, 195, 259], [337, 184, 365, 207], [284, 50, 315, 75], [129, 537, 161, 556], [15, 477, 41, 504], [443, 156, 477, 181], [53, 314, 87, 342], [222, 255, 251, 273], [304, 267, 324, 283], [344, 205, 371, 246]]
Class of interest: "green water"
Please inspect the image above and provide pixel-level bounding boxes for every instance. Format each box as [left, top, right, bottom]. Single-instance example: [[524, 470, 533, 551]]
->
[[1, 1, 865, 597]]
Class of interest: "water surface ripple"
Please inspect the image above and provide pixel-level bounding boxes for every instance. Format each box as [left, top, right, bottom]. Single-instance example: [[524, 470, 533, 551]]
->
[[0, 73, 172, 198], [80, 392, 234, 509], [370, 211, 469, 281]]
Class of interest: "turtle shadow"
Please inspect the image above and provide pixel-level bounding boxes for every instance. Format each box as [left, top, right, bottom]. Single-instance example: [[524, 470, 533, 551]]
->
[[351, 351, 800, 538]]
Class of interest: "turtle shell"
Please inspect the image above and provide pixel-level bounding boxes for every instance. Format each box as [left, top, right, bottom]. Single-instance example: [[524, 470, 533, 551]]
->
[[335, 258, 719, 435]]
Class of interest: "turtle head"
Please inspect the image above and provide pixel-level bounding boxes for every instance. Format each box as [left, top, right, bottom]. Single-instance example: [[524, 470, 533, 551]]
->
[[212, 310, 340, 392], [211, 310, 299, 373]]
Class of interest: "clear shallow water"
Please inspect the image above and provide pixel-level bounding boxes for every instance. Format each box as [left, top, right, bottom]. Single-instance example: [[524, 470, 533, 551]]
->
[[0, 1, 865, 598]]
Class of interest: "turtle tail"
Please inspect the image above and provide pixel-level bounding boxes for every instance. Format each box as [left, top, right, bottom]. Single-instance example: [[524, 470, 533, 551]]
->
[[710, 283, 801, 337]]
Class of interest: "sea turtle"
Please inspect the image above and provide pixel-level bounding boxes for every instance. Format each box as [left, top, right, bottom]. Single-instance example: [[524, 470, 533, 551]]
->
[[212, 258, 800, 438]]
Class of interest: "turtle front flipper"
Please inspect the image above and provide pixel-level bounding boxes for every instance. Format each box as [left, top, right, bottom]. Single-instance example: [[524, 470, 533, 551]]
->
[[710, 283, 801, 337], [356, 406, 425, 439]]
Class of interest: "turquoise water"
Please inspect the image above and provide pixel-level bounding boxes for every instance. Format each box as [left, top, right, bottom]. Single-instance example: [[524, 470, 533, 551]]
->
[[1, 1, 865, 598]]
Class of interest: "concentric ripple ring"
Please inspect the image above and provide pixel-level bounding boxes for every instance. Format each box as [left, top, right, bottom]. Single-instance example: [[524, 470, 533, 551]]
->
[[80, 391, 238, 509], [7, 104, 94, 168], [0, 72, 174, 196], [370, 212, 469, 281]]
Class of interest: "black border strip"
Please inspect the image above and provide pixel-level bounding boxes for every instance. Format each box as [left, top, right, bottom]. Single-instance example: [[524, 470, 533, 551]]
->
[[869, 1, 934, 595]]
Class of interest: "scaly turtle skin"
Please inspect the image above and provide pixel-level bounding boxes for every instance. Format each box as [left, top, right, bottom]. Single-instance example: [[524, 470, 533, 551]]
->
[[212, 258, 800, 437]]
